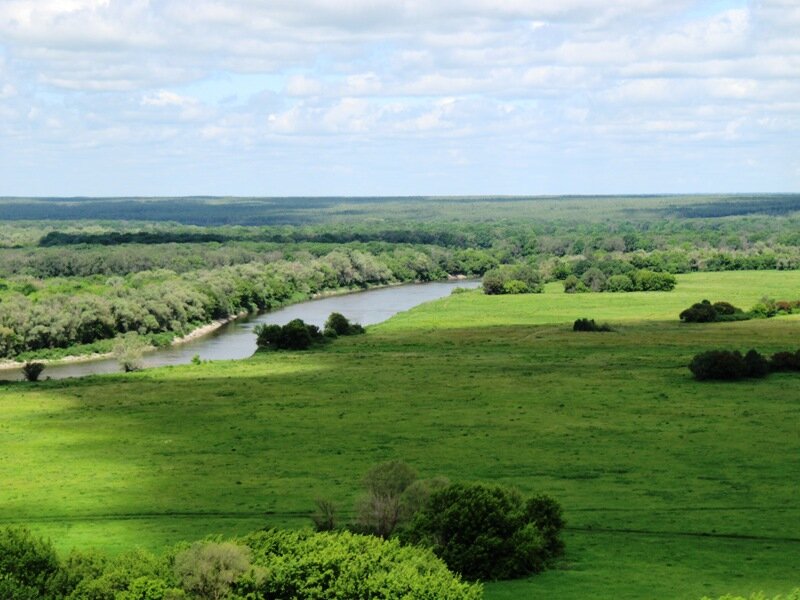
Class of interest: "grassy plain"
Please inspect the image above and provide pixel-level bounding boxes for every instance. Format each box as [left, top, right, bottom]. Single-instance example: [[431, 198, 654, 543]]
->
[[1, 271, 798, 599]]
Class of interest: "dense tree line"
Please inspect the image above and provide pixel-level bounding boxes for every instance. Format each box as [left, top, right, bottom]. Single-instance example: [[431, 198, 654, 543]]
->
[[563, 269, 676, 293], [0, 249, 444, 359]]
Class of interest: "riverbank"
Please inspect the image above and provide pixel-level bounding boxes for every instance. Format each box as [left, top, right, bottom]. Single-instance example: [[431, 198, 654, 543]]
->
[[0, 276, 477, 371]]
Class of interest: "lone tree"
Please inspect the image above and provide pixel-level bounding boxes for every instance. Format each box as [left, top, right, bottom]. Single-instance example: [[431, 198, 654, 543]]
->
[[112, 332, 147, 372], [402, 483, 565, 581], [22, 361, 45, 382], [354, 460, 418, 539]]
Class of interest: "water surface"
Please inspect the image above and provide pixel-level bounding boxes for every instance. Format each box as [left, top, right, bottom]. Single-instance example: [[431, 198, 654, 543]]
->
[[1, 279, 479, 381]]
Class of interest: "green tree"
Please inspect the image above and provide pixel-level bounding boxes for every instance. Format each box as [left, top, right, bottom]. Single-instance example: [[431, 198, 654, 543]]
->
[[403, 483, 564, 581]]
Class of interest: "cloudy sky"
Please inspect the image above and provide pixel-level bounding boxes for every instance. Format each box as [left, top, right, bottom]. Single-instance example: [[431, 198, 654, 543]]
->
[[0, 0, 798, 196]]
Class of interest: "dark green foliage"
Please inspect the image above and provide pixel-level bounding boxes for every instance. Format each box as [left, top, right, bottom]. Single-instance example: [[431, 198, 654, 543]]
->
[[0, 527, 60, 599], [524, 495, 566, 559], [323, 312, 365, 337], [21, 361, 44, 382], [402, 483, 564, 581], [712, 301, 737, 315], [689, 349, 778, 381], [680, 299, 749, 323], [572, 318, 613, 332], [689, 350, 748, 380], [744, 349, 770, 378], [482, 265, 543, 295], [680, 300, 719, 323], [770, 351, 800, 372], [254, 319, 323, 350]]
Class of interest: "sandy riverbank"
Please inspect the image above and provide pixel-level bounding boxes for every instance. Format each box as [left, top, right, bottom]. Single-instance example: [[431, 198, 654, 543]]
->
[[0, 276, 476, 371], [0, 313, 246, 371]]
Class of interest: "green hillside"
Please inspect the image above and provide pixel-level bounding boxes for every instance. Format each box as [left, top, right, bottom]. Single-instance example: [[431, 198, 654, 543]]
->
[[1, 271, 798, 599]]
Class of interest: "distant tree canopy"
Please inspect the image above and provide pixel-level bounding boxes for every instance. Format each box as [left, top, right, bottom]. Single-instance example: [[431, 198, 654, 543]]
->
[[564, 268, 676, 293], [482, 265, 543, 295]]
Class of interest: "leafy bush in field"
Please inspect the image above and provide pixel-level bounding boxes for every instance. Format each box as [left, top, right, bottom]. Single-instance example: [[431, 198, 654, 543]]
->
[[744, 349, 770, 378], [239, 529, 482, 599], [323, 312, 364, 337], [573, 318, 613, 332], [254, 319, 323, 350], [402, 483, 564, 581], [688, 348, 800, 380], [482, 265, 542, 295], [680, 300, 748, 323], [770, 351, 800, 372]]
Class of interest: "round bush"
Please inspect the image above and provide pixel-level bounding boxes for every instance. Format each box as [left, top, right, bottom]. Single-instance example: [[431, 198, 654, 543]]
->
[[689, 350, 747, 380]]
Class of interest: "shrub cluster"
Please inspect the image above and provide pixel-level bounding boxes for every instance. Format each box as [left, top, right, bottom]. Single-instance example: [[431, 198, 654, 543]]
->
[[680, 297, 800, 323], [254, 319, 324, 350], [255, 312, 365, 350], [402, 483, 565, 581], [573, 318, 613, 332], [323, 312, 365, 337], [689, 348, 800, 380], [564, 269, 676, 293], [482, 265, 543, 295], [0, 525, 481, 600]]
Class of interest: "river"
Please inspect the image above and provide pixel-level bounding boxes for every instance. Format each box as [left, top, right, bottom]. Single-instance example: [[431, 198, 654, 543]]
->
[[0, 279, 480, 381]]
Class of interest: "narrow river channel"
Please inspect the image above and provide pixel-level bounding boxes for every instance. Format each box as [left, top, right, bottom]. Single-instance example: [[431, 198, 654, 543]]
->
[[0, 279, 480, 381]]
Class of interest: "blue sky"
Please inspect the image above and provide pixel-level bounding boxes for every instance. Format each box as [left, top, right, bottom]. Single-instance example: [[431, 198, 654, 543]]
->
[[0, 0, 797, 196]]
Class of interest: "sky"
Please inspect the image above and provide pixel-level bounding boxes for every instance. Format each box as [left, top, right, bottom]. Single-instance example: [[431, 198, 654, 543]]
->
[[0, 0, 798, 196]]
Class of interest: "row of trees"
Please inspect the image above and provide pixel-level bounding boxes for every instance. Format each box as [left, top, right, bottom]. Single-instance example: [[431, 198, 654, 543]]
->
[[563, 269, 676, 293], [0, 250, 436, 359], [689, 349, 800, 380]]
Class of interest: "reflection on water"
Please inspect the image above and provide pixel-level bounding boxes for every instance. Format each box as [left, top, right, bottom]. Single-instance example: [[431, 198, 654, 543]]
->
[[0, 279, 480, 381]]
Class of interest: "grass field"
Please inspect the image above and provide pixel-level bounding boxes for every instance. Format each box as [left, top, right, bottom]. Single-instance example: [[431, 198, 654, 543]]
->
[[1, 271, 799, 599]]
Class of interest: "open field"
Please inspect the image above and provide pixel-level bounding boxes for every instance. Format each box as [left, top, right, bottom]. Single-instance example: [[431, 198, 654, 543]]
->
[[1, 271, 799, 598]]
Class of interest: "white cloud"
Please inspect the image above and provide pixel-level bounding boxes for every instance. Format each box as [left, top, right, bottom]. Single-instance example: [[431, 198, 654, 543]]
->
[[0, 0, 799, 194]]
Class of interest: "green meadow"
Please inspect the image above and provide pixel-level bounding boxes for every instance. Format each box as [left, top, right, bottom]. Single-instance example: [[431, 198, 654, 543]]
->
[[1, 270, 798, 599]]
